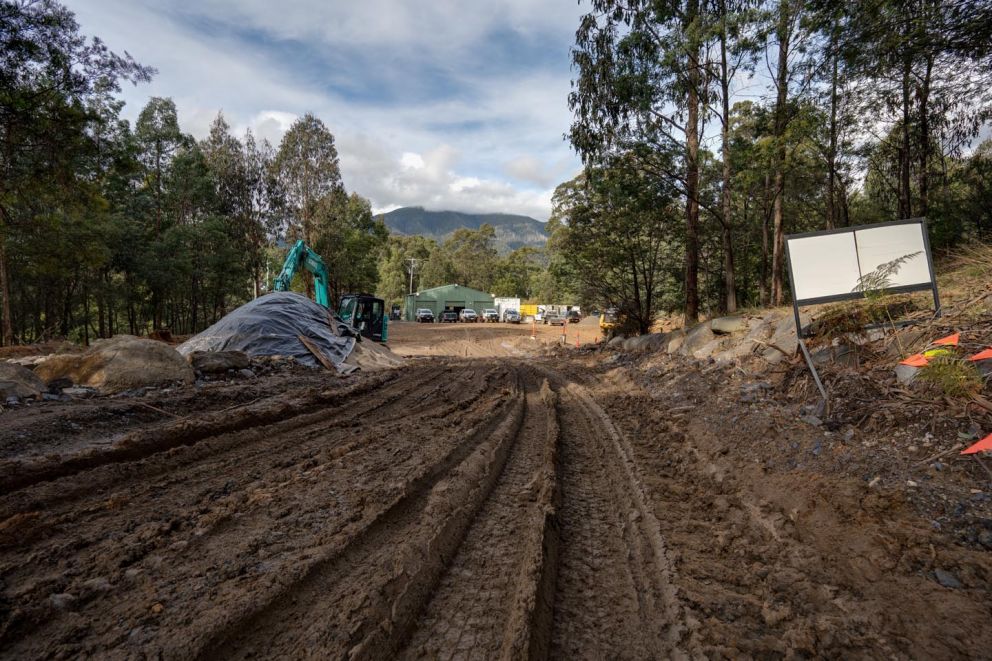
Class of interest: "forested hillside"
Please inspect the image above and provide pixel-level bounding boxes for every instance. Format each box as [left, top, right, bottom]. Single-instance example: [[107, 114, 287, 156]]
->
[[379, 207, 548, 252]]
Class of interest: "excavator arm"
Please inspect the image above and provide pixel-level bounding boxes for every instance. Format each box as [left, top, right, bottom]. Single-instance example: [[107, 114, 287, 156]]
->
[[272, 240, 331, 308]]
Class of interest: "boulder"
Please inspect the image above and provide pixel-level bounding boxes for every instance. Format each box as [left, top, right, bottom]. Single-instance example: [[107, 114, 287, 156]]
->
[[187, 350, 250, 374], [677, 323, 715, 357], [693, 337, 728, 360], [760, 320, 799, 364], [0, 362, 46, 400], [623, 333, 669, 353], [894, 364, 920, 385], [811, 342, 859, 367], [35, 335, 194, 394], [710, 316, 748, 335], [666, 330, 686, 354], [607, 335, 626, 348]]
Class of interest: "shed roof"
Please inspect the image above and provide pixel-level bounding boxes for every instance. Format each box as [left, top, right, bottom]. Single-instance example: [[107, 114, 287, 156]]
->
[[409, 284, 494, 300]]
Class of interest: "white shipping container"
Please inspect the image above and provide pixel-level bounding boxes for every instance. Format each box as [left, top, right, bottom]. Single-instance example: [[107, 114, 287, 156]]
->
[[494, 297, 520, 316]]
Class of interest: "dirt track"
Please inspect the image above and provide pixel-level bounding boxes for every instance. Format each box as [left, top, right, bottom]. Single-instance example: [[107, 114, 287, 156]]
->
[[1, 323, 990, 658]]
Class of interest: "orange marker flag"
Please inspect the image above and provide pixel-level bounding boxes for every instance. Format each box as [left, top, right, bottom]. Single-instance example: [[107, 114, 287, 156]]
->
[[900, 353, 929, 368], [968, 348, 992, 362], [933, 333, 960, 346], [961, 433, 992, 455]]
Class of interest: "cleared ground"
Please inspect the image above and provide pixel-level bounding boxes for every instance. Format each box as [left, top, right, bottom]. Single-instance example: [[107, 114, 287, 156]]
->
[[0, 322, 989, 658]]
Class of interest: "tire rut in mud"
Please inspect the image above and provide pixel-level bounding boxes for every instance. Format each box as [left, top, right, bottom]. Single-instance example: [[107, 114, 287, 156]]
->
[[1, 360, 693, 660], [542, 373, 690, 659], [0, 362, 511, 658], [395, 372, 561, 661]]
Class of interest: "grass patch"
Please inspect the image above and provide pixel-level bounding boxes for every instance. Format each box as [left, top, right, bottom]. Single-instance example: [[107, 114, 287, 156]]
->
[[918, 355, 983, 398]]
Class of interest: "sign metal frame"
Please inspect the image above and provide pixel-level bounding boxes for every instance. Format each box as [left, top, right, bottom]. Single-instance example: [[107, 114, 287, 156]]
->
[[784, 217, 941, 338]]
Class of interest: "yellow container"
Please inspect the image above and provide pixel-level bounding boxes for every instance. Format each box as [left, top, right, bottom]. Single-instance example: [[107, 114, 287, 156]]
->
[[519, 304, 539, 318]]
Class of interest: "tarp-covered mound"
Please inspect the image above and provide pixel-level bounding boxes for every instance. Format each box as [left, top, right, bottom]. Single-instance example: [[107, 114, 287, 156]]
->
[[177, 292, 356, 371]]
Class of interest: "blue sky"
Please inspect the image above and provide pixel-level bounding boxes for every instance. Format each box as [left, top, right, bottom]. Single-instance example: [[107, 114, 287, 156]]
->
[[68, 0, 589, 220]]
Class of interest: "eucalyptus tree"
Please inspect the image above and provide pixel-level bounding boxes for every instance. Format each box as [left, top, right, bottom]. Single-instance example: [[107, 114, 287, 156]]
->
[[570, 0, 707, 323]]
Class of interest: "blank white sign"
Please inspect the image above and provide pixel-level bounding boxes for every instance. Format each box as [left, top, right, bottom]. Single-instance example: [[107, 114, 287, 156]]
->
[[787, 221, 931, 302]]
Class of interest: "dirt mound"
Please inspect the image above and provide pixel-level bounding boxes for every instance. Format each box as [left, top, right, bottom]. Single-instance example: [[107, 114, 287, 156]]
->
[[345, 340, 406, 371], [177, 292, 356, 371], [34, 335, 193, 393]]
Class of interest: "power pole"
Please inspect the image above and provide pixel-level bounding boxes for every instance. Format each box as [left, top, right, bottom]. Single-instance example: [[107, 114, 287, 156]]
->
[[406, 258, 421, 295]]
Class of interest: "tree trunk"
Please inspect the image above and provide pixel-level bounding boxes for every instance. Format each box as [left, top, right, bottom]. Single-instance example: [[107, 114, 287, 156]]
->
[[719, 0, 737, 313], [899, 54, 912, 219], [0, 236, 12, 345], [770, 0, 791, 306], [683, 0, 701, 324], [826, 27, 839, 230], [918, 53, 933, 217], [760, 173, 771, 307]]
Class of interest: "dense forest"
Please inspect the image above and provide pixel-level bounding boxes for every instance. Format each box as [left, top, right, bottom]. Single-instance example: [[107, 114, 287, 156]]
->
[[555, 0, 992, 332], [2, 0, 992, 345], [0, 1, 386, 345]]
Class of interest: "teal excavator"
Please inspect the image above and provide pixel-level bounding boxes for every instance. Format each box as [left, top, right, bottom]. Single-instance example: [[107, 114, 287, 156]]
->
[[273, 240, 388, 342]]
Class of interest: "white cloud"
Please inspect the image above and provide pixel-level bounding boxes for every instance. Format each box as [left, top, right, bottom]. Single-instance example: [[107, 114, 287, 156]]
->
[[69, 0, 585, 220]]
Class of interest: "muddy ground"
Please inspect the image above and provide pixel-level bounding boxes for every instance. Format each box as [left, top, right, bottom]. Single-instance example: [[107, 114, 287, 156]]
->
[[0, 320, 990, 659]]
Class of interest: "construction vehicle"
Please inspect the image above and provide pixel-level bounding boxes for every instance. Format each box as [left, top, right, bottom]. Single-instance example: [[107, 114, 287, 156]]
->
[[273, 240, 388, 342], [599, 308, 619, 334]]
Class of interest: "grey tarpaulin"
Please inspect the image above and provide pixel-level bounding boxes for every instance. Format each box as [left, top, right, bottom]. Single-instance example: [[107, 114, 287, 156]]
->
[[177, 292, 357, 372]]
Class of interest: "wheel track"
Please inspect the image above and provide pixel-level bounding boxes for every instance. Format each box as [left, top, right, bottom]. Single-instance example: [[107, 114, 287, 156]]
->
[[0, 364, 511, 657], [532, 365, 693, 659], [191, 371, 527, 659], [396, 370, 561, 660]]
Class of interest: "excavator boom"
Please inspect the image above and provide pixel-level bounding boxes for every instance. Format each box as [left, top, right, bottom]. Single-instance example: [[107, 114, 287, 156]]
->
[[272, 240, 331, 308], [272, 240, 388, 342]]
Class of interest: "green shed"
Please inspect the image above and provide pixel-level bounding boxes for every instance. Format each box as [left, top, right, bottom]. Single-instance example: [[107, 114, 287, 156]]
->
[[405, 284, 495, 321]]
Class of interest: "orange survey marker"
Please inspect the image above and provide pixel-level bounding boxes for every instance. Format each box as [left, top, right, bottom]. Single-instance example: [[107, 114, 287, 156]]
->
[[968, 348, 992, 361], [961, 433, 992, 455], [933, 332, 960, 346], [900, 353, 929, 368]]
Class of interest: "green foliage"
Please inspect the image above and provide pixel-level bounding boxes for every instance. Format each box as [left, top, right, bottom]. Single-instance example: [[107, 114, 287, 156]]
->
[[0, 1, 384, 344], [918, 355, 983, 398]]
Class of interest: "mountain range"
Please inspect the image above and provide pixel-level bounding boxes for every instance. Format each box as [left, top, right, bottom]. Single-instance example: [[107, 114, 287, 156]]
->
[[377, 206, 548, 253]]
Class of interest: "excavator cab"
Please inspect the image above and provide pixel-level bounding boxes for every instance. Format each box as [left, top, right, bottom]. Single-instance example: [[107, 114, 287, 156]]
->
[[338, 294, 388, 343]]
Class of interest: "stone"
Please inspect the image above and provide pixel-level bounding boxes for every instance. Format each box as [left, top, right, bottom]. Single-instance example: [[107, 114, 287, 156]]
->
[[0, 362, 46, 400], [801, 415, 823, 427], [45, 377, 73, 394], [678, 323, 715, 357], [933, 568, 962, 589], [894, 364, 919, 385], [623, 333, 669, 353], [49, 593, 77, 610], [62, 386, 96, 398], [811, 342, 859, 367], [760, 321, 799, 364], [693, 337, 727, 360], [607, 335, 626, 348], [710, 316, 748, 334], [35, 336, 194, 394], [978, 529, 992, 550], [237, 368, 256, 379], [666, 331, 686, 354], [187, 350, 251, 374]]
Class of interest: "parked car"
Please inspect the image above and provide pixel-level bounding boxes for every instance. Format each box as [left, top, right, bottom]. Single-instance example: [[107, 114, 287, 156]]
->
[[440, 310, 459, 323], [566, 310, 581, 323], [502, 309, 521, 323], [482, 308, 499, 323], [543, 312, 566, 326], [415, 308, 435, 323], [459, 308, 478, 323]]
